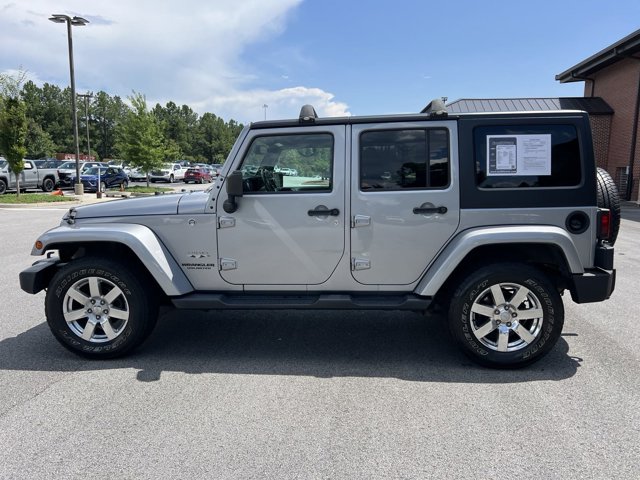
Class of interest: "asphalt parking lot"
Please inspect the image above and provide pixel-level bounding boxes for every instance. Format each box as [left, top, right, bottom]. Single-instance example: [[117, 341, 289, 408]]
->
[[0, 203, 638, 479]]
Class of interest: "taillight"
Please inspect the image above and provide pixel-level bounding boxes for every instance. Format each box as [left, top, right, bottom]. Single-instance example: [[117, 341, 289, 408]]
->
[[597, 209, 611, 242]]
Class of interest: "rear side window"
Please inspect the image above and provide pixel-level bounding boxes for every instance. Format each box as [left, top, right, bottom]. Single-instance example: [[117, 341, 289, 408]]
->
[[474, 124, 581, 188], [360, 129, 449, 191]]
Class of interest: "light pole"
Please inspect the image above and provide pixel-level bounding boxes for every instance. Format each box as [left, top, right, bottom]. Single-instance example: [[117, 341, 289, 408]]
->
[[49, 13, 89, 196], [77, 93, 93, 159], [263, 104, 268, 121]]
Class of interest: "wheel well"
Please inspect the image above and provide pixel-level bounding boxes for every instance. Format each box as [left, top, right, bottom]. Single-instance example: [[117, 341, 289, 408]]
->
[[432, 243, 572, 308], [52, 241, 168, 303]]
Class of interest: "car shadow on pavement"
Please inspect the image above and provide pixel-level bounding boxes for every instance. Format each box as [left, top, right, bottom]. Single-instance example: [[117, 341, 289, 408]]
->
[[0, 309, 580, 383]]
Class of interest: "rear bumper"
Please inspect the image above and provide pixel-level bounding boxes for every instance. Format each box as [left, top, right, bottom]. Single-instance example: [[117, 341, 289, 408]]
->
[[19, 258, 61, 294], [569, 267, 616, 303]]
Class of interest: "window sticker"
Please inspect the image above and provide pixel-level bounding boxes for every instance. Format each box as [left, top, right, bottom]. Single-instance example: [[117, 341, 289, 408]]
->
[[487, 134, 551, 176]]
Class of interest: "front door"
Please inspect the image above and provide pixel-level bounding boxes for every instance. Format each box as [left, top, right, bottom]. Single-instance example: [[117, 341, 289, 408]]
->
[[350, 121, 460, 285], [217, 125, 346, 286]]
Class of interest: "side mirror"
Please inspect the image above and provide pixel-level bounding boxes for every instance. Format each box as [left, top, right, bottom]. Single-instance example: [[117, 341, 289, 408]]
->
[[223, 170, 244, 213]]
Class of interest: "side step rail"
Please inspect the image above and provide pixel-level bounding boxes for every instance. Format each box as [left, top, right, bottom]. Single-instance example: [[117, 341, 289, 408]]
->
[[171, 293, 432, 311]]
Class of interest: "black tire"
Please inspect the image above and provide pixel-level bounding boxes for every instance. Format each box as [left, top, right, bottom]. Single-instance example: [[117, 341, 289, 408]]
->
[[169, 174, 175, 183], [0, 179, 7, 195], [596, 167, 621, 245], [448, 263, 564, 368], [45, 257, 158, 359], [122, 180, 128, 189], [42, 177, 55, 192]]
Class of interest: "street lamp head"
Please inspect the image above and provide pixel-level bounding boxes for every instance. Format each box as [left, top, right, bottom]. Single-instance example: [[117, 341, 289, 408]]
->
[[71, 16, 89, 26], [48, 14, 89, 26], [48, 15, 68, 23]]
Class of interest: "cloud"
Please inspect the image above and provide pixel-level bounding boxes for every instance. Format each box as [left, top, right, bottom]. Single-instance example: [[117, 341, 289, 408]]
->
[[0, 0, 349, 122], [193, 86, 350, 122]]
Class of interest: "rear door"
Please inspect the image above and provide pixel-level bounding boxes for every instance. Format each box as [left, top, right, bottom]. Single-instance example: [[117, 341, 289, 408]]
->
[[350, 121, 460, 285]]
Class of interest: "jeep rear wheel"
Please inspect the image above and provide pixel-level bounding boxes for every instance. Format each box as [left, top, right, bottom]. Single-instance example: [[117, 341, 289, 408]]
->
[[448, 263, 564, 368], [45, 257, 158, 358]]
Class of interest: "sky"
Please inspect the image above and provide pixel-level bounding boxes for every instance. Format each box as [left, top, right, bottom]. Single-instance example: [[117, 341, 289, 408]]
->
[[1, 0, 639, 123]]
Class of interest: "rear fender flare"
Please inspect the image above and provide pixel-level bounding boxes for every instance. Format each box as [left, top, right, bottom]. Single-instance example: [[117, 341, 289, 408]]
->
[[414, 226, 583, 297]]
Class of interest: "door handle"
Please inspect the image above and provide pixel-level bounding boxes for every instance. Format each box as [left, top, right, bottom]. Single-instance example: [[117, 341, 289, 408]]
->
[[308, 208, 340, 216], [413, 206, 447, 215]]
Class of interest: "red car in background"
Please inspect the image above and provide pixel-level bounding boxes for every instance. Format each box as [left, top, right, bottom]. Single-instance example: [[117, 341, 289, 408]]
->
[[183, 167, 213, 184]]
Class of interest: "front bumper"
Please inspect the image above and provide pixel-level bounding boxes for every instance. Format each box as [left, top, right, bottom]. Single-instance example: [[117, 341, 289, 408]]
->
[[19, 257, 61, 294]]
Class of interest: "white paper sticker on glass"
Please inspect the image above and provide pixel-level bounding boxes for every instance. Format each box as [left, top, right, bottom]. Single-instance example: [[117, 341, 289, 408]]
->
[[487, 134, 551, 176]]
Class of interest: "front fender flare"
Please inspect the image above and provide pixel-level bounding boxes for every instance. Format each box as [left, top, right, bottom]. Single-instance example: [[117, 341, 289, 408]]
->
[[414, 226, 584, 297], [32, 223, 193, 296]]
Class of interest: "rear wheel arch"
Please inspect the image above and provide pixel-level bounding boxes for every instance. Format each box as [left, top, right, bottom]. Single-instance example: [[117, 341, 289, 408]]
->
[[432, 243, 571, 310]]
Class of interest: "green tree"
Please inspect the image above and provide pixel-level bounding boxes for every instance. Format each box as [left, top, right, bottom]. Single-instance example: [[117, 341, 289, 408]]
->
[[25, 119, 56, 158], [116, 92, 165, 187], [0, 97, 28, 196], [93, 91, 129, 160]]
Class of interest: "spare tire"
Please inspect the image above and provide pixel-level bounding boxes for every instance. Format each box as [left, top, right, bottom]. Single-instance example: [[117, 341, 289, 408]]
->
[[596, 167, 621, 245]]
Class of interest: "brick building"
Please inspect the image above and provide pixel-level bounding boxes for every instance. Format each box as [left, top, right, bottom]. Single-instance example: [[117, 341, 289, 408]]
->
[[556, 28, 640, 201]]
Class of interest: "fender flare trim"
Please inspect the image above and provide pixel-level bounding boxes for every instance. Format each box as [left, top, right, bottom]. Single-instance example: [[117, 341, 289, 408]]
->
[[33, 223, 193, 296], [414, 225, 583, 296]]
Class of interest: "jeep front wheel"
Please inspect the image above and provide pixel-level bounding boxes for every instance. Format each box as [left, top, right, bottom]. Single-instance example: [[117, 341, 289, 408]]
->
[[448, 263, 564, 368], [45, 257, 158, 358]]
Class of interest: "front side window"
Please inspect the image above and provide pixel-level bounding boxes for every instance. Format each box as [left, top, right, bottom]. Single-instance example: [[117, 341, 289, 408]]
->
[[360, 128, 450, 191], [240, 133, 333, 193]]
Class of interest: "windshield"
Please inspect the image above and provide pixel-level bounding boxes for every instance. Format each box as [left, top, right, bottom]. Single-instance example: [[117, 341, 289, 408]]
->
[[0, 160, 6, 169], [59, 161, 76, 169]]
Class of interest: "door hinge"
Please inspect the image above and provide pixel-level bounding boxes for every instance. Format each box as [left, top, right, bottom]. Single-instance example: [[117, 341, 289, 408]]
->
[[351, 258, 371, 271], [219, 258, 238, 271], [218, 216, 236, 229], [351, 214, 371, 228]]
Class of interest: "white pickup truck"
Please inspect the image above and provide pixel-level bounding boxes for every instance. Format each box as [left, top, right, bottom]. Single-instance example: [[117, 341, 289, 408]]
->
[[0, 158, 60, 194]]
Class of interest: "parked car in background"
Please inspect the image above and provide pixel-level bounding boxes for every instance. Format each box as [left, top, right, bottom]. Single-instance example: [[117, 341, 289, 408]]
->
[[183, 167, 213, 184], [57, 161, 109, 188], [275, 167, 298, 176], [38, 159, 66, 170], [149, 163, 187, 183], [69, 166, 129, 192], [0, 158, 60, 194], [210, 164, 223, 176], [127, 167, 148, 182]]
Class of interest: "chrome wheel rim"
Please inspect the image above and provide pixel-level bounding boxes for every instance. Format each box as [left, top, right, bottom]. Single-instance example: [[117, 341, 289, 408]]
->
[[469, 282, 544, 352], [62, 277, 130, 343]]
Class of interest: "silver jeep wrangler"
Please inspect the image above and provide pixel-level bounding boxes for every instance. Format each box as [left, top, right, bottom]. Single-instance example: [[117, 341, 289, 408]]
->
[[20, 100, 617, 368]]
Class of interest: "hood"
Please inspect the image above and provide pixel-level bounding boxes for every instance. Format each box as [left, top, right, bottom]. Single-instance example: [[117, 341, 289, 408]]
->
[[70, 193, 184, 219]]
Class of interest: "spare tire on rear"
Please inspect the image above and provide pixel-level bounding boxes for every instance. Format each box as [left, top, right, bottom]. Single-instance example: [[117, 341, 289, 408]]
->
[[596, 167, 621, 245]]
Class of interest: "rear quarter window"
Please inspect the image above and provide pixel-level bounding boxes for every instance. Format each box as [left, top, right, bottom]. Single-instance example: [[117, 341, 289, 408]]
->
[[474, 124, 581, 188]]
